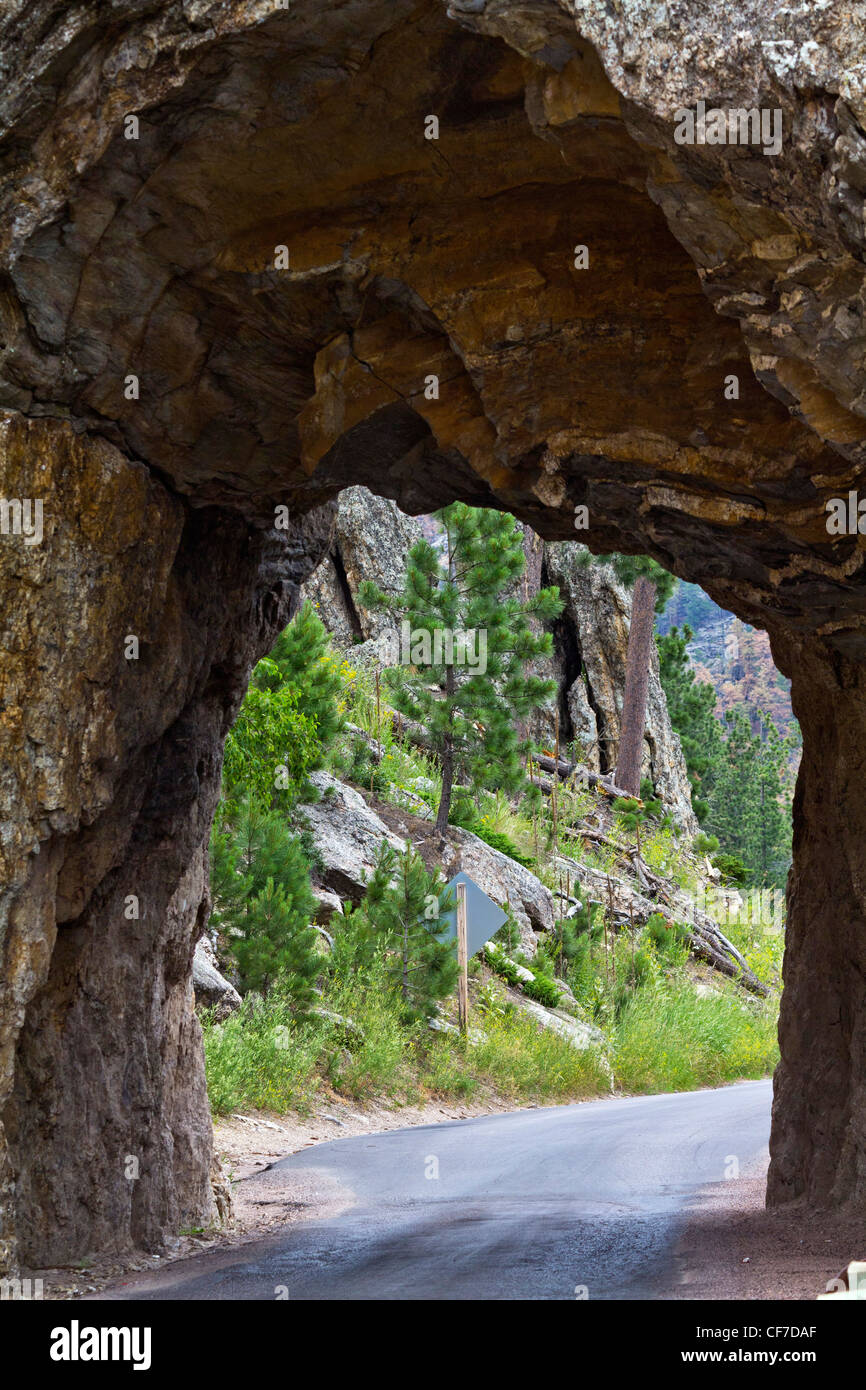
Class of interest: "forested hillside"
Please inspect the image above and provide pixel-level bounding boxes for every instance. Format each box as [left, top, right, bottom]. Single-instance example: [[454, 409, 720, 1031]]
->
[[197, 497, 782, 1137], [659, 582, 798, 747], [657, 581, 797, 889]]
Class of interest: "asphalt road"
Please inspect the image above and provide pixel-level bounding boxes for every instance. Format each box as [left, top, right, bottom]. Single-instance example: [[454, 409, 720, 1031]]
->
[[102, 1080, 772, 1301]]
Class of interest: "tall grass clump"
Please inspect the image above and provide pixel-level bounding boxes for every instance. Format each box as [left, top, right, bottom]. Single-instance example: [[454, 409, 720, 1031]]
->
[[613, 977, 779, 1093]]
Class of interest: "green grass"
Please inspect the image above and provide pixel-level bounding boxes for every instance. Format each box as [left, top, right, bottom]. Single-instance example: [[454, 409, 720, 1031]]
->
[[429, 1014, 610, 1102], [612, 977, 779, 1093], [204, 956, 613, 1116], [204, 961, 419, 1115]]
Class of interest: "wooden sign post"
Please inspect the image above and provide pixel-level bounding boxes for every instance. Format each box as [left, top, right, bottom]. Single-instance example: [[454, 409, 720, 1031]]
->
[[456, 881, 469, 1033]]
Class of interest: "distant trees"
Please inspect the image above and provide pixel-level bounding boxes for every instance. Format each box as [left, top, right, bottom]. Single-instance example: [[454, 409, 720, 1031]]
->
[[656, 579, 721, 637], [657, 624, 723, 823], [657, 625, 794, 886], [360, 503, 562, 833], [703, 711, 793, 889]]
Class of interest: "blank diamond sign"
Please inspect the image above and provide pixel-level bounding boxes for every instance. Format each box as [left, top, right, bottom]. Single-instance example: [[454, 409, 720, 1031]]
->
[[440, 871, 507, 959]]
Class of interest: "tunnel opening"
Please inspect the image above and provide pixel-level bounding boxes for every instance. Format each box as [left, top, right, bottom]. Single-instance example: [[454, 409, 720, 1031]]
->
[[2, 0, 866, 1276]]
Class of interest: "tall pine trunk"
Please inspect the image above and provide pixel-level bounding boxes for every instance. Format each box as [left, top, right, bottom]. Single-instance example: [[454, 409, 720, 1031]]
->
[[436, 733, 454, 833], [615, 576, 656, 795], [435, 664, 456, 834]]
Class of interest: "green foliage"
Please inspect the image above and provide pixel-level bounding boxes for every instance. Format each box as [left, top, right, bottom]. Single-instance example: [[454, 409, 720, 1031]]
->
[[465, 822, 537, 870], [642, 913, 690, 966], [694, 832, 720, 857], [657, 624, 723, 823], [484, 941, 563, 1007], [613, 978, 779, 1092], [252, 600, 344, 754], [703, 710, 793, 888], [493, 908, 522, 954], [484, 942, 524, 989], [210, 604, 345, 1008], [359, 503, 563, 829], [211, 797, 319, 1007], [350, 844, 458, 1022], [658, 625, 794, 886], [223, 602, 343, 807], [711, 851, 748, 884], [223, 683, 319, 807], [204, 959, 416, 1114], [522, 972, 562, 1008], [344, 733, 390, 801]]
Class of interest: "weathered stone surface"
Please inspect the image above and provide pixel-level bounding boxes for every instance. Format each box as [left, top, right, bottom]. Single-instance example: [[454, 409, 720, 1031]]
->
[[514, 997, 606, 1053], [542, 545, 697, 830], [298, 772, 407, 902], [303, 487, 423, 643], [0, 411, 333, 1269], [193, 939, 242, 1020], [2, 0, 866, 1268], [306, 487, 697, 828]]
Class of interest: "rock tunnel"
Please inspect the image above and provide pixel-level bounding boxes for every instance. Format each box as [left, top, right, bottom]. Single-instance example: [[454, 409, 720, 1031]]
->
[[1, 0, 866, 1270]]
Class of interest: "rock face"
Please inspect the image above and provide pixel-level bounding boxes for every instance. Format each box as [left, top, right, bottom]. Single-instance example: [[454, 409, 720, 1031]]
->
[[541, 545, 697, 830], [303, 487, 423, 646], [0, 411, 333, 1269], [193, 939, 242, 1021], [2, 0, 866, 1268], [299, 771, 554, 956], [298, 772, 407, 902], [304, 489, 697, 829]]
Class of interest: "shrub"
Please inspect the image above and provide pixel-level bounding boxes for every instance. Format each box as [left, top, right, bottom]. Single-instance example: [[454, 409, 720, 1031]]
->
[[712, 852, 748, 884], [468, 824, 537, 871], [522, 973, 562, 1008]]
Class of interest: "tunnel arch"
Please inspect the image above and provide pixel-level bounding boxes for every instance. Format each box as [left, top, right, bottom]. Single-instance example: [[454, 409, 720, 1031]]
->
[[2, 0, 866, 1269]]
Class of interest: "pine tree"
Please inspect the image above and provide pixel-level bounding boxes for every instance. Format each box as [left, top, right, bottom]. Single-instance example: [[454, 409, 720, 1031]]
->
[[703, 711, 792, 888], [354, 844, 458, 1021], [360, 504, 563, 832], [209, 602, 343, 1010], [657, 624, 723, 822], [212, 796, 320, 1006], [252, 600, 344, 755]]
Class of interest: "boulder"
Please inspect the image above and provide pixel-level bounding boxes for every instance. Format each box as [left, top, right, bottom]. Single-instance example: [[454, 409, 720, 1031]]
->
[[192, 938, 241, 1021], [298, 771, 406, 901], [515, 996, 606, 1053], [302, 487, 423, 644]]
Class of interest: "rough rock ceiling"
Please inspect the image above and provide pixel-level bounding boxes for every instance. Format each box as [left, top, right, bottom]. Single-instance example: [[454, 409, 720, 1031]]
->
[[1, 0, 865, 649]]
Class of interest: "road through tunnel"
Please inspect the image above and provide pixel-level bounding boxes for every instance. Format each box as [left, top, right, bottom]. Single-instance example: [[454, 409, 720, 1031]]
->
[[1, 0, 866, 1270]]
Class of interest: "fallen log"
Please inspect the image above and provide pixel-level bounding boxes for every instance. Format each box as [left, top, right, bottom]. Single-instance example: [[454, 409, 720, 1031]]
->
[[532, 752, 637, 801]]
